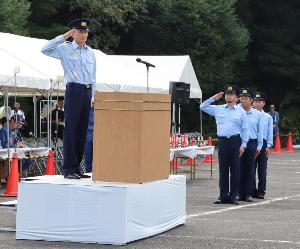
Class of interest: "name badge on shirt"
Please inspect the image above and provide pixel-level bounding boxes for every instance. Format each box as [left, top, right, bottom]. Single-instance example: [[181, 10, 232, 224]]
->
[[73, 71, 79, 77], [219, 111, 225, 117]]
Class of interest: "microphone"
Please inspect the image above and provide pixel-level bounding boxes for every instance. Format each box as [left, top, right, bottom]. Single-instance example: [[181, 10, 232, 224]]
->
[[29, 132, 37, 139], [136, 58, 155, 68], [29, 132, 47, 146]]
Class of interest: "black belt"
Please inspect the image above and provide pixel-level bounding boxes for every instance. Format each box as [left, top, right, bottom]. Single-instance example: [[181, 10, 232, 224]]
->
[[218, 134, 240, 140], [248, 139, 257, 142], [67, 82, 92, 89]]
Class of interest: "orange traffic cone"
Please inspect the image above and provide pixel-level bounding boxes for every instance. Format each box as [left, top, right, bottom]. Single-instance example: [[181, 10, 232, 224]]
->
[[286, 132, 294, 153], [1, 153, 19, 197], [45, 150, 56, 175], [273, 133, 282, 154], [203, 137, 215, 163]]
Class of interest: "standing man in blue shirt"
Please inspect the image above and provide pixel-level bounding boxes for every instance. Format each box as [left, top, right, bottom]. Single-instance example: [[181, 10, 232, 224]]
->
[[268, 104, 280, 137], [41, 18, 96, 179], [200, 85, 249, 205], [253, 92, 273, 199], [238, 88, 263, 202]]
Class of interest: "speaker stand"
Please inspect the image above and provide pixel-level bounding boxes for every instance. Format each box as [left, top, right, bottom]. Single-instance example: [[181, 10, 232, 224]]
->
[[172, 103, 176, 133], [178, 104, 181, 134]]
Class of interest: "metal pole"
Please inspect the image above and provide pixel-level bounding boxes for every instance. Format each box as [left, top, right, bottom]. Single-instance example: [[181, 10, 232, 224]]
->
[[146, 66, 149, 93], [33, 93, 37, 147], [178, 104, 181, 134], [4, 91, 10, 168], [39, 100, 42, 140], [200, 98, 203, 136], [172, 103, 176, 133], [14, 73, 17, 105]]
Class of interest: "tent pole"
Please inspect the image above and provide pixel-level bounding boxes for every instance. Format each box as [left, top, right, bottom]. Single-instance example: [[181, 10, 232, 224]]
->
[[32, 93, 37, 146], [47, 91, 50, 148], [178, 104, 181, 134], [200, 98, 203, 136], [4, 90, 10, 168]]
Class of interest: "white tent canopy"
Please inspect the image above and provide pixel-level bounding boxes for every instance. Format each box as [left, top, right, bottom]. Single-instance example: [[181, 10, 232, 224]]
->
[[0, 32, 201, 98]]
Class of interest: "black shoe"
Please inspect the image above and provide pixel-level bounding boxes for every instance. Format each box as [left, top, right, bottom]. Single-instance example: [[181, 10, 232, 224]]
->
[[229, 200, 239, 205], [77, 173, 91, 178], [245, 196, 253, 202], [254, 194, 264, 199], [214, 199, 228, 204], [64, 174, 81, 179]]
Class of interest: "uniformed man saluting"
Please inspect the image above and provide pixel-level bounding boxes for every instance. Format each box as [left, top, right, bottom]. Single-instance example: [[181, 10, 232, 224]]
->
[[200, 85, 249, 205], [41, 18, 96, 179]]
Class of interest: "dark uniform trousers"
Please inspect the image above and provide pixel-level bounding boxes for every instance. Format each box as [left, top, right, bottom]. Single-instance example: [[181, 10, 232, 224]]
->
[[63, 83, 92, 176], [239, 139, 257, 198], [218, 135, 241, 202], [254, 139, 268, 196]]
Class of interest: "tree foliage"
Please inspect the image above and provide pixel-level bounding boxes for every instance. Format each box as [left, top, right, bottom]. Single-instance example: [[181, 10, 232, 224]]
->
[[238, 0, 300, 133], [72, 0, 147, 53], [0, 0, 31, 35], [2, 0, 299, 133], [126, 0, 249, 94]]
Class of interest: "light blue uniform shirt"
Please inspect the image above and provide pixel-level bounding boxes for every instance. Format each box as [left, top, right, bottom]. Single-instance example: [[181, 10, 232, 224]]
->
[[261, 111, 273, 148], [200, 97, 249, 147], [41, 35, 96, 100], [244, 107, 264, 150]]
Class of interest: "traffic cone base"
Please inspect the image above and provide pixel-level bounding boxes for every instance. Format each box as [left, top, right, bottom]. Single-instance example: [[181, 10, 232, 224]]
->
[[286, 132, 294, 153], [45, 150, 56, 175], [273, 133, 282, 154], [203, 155, 215, 163], [1, 153, 19, 197]]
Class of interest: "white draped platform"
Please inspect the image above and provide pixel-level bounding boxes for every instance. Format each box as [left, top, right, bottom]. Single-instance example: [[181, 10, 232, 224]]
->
[[16, 175, 186, 245]]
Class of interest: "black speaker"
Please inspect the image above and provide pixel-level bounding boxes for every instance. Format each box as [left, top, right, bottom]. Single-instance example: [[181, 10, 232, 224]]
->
[[169, 82, 190, 104]]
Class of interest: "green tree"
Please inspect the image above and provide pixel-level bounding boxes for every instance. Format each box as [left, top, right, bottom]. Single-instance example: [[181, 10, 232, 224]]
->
[[0, 0, 31, 35], [121, 0, 249, 133], [72, 0, 147, 53], [126, 0, 249, 94], [238, 0, 300, 133]]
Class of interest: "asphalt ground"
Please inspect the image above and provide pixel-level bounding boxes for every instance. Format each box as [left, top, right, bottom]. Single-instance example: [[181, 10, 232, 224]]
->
[[0, 150, 299, 249]]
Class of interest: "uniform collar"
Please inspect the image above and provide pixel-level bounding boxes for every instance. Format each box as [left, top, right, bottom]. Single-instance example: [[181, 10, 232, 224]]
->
[[225, 103, 237, 109], [72, 40, 88, 50], [246, 107, 254, 114]]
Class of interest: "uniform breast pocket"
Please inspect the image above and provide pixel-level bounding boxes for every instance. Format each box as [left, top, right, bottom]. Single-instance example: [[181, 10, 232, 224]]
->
[[229, 117, 240, 126], [85, 57, 95, 73], [67, 56, 80, 72], [249, 118, 258, 128], [216, 114, 226, 125]]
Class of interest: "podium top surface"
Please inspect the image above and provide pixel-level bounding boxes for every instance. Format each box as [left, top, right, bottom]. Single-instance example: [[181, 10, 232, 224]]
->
[[95, 92, 171, 103]]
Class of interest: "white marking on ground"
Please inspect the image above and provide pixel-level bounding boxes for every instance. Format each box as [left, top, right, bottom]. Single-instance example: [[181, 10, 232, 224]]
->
[[159, 234, 300, 245], [186, 193, 300, 219], [268, 181, 300, 184], [195, 218, 300, 225]]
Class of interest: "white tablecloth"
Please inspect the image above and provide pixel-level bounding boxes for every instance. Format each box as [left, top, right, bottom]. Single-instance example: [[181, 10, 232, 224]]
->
[[170, 146, 215, 161], [0, 147, 50, 159]]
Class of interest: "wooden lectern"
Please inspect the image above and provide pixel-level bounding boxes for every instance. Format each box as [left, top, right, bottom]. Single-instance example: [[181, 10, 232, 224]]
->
[[93, 92, 171, 183]]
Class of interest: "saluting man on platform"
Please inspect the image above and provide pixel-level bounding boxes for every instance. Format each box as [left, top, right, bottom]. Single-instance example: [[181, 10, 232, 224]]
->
[[200, 85, 249, 205], [41, 18, 96, 179]]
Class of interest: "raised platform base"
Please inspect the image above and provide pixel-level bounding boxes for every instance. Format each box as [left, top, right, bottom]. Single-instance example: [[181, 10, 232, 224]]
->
[[16, 175, 186, 245]]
